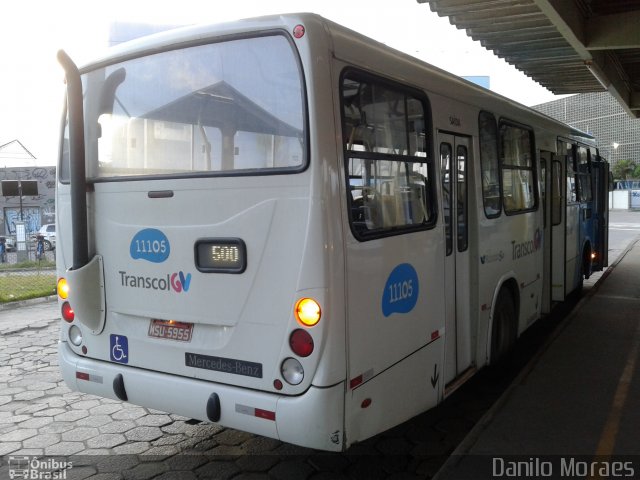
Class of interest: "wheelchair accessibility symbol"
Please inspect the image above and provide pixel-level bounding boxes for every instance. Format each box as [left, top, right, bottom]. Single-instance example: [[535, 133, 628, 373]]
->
[[110, 334, 129, 364]]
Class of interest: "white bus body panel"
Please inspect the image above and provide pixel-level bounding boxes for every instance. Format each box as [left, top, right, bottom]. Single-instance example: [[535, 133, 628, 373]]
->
[[59, 341, 346, 451]]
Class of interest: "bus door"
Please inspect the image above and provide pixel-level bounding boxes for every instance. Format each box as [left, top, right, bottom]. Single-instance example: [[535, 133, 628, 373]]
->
[[439, 133, 472, 384], [550, 153, 565, 301], [540, 151, 552, 313], [591, 156, 610, 270]]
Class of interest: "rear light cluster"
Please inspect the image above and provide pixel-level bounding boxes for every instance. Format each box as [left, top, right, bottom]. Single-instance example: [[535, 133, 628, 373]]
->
[[278, 297, 320, 388], [58, 277, 83, 347]]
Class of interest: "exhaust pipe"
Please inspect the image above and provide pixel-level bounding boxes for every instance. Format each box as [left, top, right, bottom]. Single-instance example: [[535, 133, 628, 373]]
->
[[57, 50, 89, 270]]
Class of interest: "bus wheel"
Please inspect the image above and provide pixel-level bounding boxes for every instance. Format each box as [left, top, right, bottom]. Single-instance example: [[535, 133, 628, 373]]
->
[[583, 247, 592, 280], [490, 287, 517, 365]]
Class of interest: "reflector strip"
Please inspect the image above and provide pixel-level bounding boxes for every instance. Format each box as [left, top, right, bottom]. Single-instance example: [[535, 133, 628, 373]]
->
[[235, 404, 276, 421], [255, 408, 276, 421], [350, 368, 374, 390], [430, 328, 445, 342], [75, 371, 103, 384]]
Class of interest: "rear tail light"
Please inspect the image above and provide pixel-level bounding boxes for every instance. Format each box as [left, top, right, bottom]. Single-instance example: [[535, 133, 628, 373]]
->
[[294, 298, 321, 327], [62, 302, 75, 322], [289, 329, 314, 357]]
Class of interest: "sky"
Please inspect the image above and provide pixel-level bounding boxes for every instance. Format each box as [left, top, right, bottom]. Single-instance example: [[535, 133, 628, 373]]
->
[[0, 0, 563, 164]]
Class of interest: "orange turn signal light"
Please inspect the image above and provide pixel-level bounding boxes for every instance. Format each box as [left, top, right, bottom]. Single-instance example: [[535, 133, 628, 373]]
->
[[57, 278, 70, 300], [294, 298, 321, 327]]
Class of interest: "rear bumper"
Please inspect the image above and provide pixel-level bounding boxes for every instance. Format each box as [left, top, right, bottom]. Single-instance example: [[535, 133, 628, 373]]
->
[[58, 340, 346, 451]]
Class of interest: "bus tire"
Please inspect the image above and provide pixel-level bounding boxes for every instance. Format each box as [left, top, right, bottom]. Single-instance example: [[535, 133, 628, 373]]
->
[[582, 246, 592, 280], [490, 287, 517, 365]]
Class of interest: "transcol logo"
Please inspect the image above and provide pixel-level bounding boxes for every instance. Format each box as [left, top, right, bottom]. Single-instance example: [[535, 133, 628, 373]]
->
[[511, 228, 542, 260], [119, 270, 192, 293]]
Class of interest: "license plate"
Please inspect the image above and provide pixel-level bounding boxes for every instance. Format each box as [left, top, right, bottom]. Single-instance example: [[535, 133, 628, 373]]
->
[[148, 319, 193, 342]]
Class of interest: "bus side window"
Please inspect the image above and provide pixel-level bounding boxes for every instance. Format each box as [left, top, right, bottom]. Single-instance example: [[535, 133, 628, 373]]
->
[[341, 71, 435, 240], [576, 146, 592, 202], [479, 111, 501, 217], [500, 122, 536, 214]]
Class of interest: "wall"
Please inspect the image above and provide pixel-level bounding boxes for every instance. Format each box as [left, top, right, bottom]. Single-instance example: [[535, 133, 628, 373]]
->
[[1, 166, 56, 236]]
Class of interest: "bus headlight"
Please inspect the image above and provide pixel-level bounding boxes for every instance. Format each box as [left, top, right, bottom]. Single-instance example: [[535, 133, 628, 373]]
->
[[69, 325, 83, 346], [281, 358, 304, 385]]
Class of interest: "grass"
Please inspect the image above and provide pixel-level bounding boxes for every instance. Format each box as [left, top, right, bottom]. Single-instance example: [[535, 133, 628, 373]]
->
[[0, 260, 56, 271], [0, 272, 57, 303]]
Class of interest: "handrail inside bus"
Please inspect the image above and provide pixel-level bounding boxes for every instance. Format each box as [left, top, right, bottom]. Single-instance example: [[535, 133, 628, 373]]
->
[[57, 50, 89, 270]]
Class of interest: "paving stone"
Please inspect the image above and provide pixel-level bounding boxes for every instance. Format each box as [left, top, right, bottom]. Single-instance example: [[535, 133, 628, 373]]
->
[[122, 462, 168, 480], [269, 460, 315, 480], [38, 422, 76, 435], [15, 403, 50, 415], [112, 407, 146, 421], [54, 409, 90, 422], [77, 448, 111, 455], [17, 416, 54, 429], [26, 381, 57, 391], [94, 455, 140, 473], [77, 415, 112, 427], [84, 474, 123, 480], [4, 414, 30, 423], [124, 426, 164, 442], [135, 414, 172, 427], [113, 441, 151, 454], [70, 399, 101, 410], [22, 433, 61, 448], [307, 453, 351, 473], [235, 455, 281, 473], [163, 455, 208, 472], [152, 434, 185, 446], [86, 433, 127, 449], [45, 441, 85, 455], [99, 420, 137, 434], [0, 442, 21, 455], [62, 465, 97, 480], [1, 428, 38, 441], [142, 445, 180, 456], [155, 472, 198, 480], [9, 448, 45, 456], [14, 390, 46, 401], [195, 461, 240, 480], [33, 407, 67, 417], [61, 427, 100, 442], [89, 403, 123, 415], [161, 422, 197, 435], [2, 387, 25, 395], [239, 436, 281, 454], [215, 429, 255, 446]]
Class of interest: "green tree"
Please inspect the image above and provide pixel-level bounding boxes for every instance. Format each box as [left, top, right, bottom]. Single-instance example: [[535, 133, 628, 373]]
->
[[612, 159, 636, 180], [634, 163, 640, 179]]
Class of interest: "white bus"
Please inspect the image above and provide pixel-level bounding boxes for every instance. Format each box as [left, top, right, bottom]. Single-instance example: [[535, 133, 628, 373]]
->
[[56, 13, 609, 452]]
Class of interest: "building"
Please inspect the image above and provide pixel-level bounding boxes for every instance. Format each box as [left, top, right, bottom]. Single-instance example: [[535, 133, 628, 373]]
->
[[1, 140, 55, 237], [533, 92, 640, 168]]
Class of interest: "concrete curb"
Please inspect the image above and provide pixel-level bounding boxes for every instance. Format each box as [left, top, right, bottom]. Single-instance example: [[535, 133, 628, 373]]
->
[[0, 295, 57, 312]]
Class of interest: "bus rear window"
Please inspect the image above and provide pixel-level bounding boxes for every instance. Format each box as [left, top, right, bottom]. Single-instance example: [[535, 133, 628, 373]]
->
[[75, 33, 306, 180]]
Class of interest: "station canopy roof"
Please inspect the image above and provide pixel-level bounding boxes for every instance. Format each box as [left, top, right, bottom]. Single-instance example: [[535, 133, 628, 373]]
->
[[419, 0, 640, 118]]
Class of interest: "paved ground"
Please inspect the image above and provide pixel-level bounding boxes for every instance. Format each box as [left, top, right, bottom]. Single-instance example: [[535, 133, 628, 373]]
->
[[1, 210, 638, 479], [434, 236, 640, 479], [1, 299, 507, 479]]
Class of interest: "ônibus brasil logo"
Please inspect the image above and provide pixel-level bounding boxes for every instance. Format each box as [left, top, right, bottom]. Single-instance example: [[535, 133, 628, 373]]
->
[[119, 270, 192, 293]]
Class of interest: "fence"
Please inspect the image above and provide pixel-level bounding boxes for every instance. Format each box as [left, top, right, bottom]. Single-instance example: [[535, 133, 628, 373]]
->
[[0, 246, 56, 303], [610, 189, 640, 210]]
